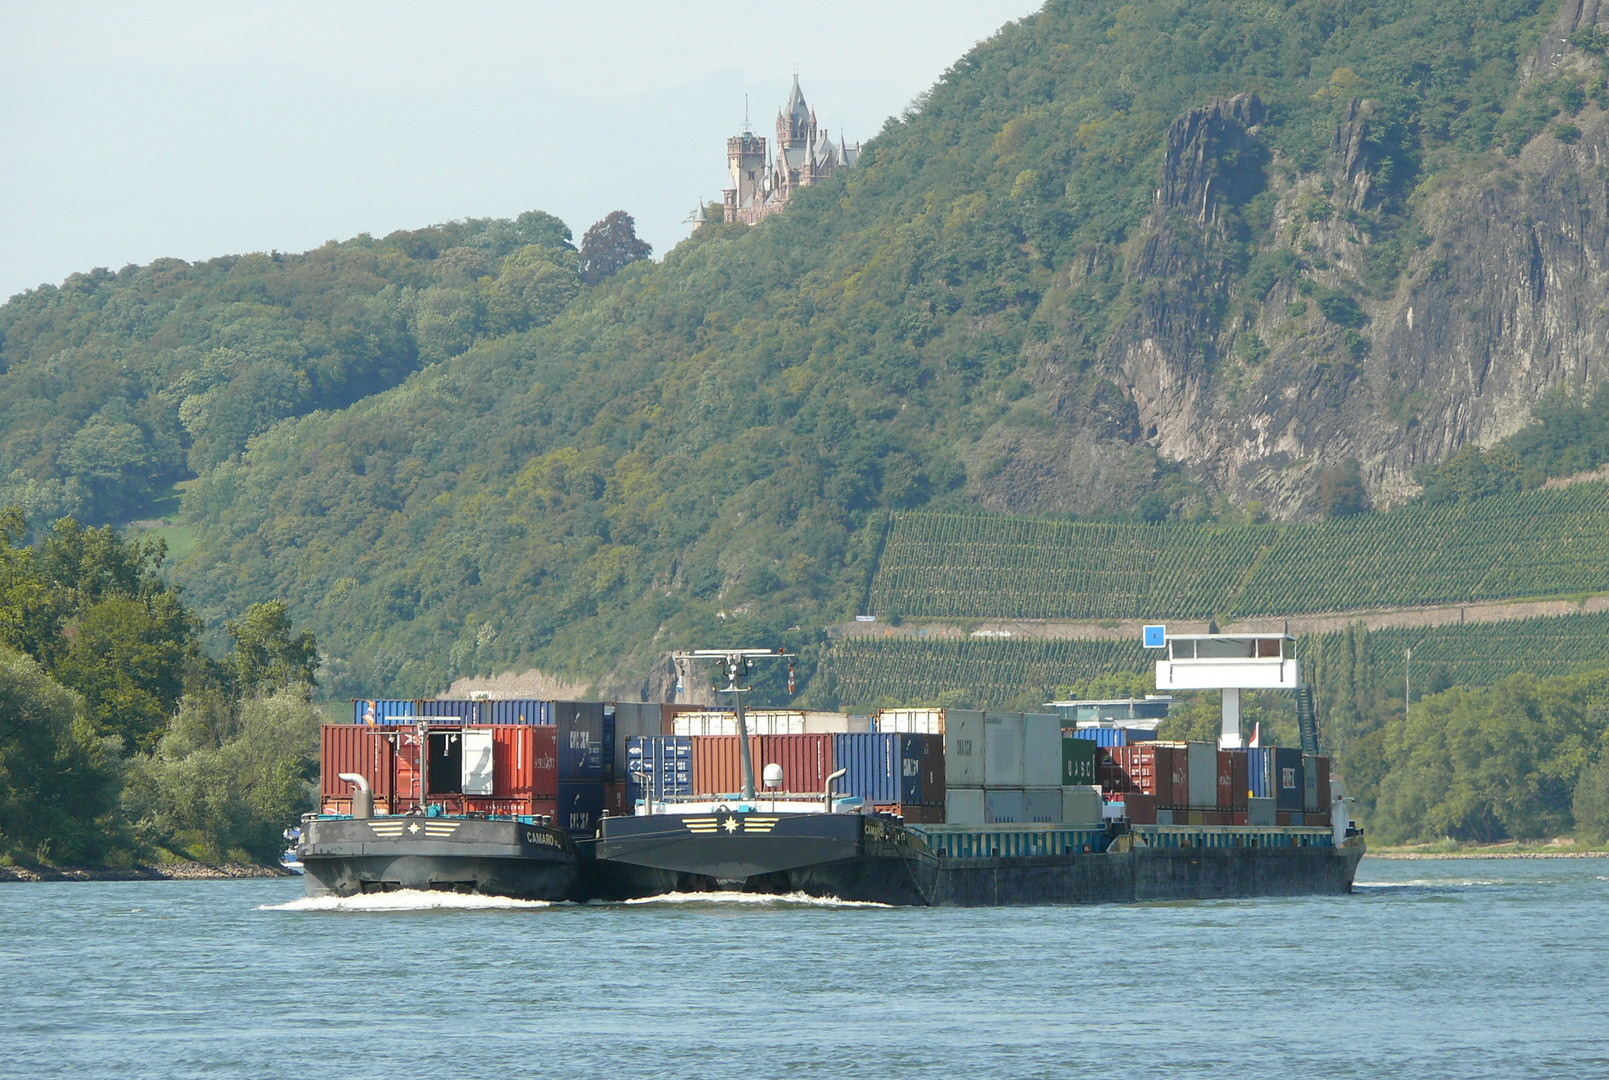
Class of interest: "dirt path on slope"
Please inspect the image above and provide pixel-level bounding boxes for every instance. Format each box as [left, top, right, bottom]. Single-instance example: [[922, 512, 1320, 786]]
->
[[829, 593, 1609, 642]]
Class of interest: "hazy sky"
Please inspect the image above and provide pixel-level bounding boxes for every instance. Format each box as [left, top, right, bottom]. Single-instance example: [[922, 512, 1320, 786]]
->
[[1, 1, 1040, 302]]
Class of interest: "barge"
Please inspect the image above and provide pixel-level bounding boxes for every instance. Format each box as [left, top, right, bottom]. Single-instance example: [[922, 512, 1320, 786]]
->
[[299, 632, 1366, 905]]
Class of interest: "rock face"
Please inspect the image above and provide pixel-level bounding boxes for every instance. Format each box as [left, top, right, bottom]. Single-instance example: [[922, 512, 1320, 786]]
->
[[1010, 11, 1609, 520]]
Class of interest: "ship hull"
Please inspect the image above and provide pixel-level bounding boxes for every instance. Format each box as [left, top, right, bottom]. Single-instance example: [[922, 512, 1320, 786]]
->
[[299, 816, 579, 901], [592, 812, 1365, 907]]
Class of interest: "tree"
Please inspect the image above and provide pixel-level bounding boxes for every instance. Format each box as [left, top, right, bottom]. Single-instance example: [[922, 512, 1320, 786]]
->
[[1317, 458, 1370, 519], [1574, 747, 1609, 844], [226, 601, 318, 695], [0, 646, 121, 863], [579, 211, 651, 285]]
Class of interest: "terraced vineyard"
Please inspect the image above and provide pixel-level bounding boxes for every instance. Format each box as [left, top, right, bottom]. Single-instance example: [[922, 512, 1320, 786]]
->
[[869, 483, 1609, 620], [825, 611, 1609, 709], [824, 636, 1153, 709]]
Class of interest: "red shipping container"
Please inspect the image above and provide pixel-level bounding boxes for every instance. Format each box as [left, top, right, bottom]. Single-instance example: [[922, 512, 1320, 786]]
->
[[1307, 809, 1332, 827], [603, 780, 632, 817], [1316, 757, 1332, 808], [491, 725, 558, 799], [1230, 811, 1249, 826], [1217, 750, 1250, 810], [1159, 742, 1190, 809], [1109, 744, 1189, 806], [691, 735, 763, 795], [1124, 793, 1157, 824], [1097, 746, 1131, 794], [758, 734, 836, 794], [320, 724, 394, 804]]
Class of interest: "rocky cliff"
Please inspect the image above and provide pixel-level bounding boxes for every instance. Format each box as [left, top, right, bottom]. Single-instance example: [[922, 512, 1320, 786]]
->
[[997, 1, 1609, 520]]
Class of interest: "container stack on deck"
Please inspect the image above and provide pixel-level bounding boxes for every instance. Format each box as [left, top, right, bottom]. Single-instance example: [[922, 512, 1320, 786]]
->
[[328, 697, 1333, 833]]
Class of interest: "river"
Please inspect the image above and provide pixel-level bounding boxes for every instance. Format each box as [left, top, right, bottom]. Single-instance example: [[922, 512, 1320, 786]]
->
[[4, 856, 1606, 1078]]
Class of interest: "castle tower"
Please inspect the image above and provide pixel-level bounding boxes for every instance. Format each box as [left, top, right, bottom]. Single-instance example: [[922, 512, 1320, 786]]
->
[[725, 129, 767, 218]]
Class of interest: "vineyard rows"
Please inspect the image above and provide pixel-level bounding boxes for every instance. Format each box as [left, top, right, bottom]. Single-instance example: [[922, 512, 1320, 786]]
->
[[869, 483, 1609, 620], [824, 636, 1150, 710], [825, 610, 1609, 709]]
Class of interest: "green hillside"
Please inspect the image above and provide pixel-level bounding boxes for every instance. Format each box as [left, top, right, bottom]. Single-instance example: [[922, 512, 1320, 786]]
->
[[5, 0, 1594, 698], [870, 482, 1609, 621], [0, 212, 577, 525]]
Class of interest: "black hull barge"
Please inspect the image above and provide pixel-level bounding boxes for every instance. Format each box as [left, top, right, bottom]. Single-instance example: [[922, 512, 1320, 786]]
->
[[592, 811, 1364, 907], [299, 815, 579, 901]]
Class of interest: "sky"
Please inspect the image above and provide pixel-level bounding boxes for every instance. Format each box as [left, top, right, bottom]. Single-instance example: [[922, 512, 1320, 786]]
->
[[0, 1, 1040, 302]]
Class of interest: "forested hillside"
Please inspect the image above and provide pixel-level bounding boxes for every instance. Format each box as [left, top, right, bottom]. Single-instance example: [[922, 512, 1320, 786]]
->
[[0, 212, 576, 524], [8, 0, 1609, 704]]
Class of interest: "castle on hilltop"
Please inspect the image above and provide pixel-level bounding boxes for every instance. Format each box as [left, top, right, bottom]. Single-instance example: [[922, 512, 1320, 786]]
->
[[722, 76, 859, 225]]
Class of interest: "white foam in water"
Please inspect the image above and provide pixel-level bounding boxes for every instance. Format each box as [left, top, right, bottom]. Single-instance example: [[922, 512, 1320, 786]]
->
[[260, 890, 554, 912], [619, 891, 889, 909]]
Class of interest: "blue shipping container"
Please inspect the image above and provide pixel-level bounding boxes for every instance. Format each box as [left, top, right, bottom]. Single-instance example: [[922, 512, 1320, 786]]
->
[[353, 699, 425, 725], [416, 699, 554, 725], [1069, 727, 1129, 748], [1274, 747, 1305, 811], [626, 736, 693, 803], [552, 701, 606, 780], [833, 733, 937, 805], [1249, 748, 1272, 798], [555, 781, 606, 837]]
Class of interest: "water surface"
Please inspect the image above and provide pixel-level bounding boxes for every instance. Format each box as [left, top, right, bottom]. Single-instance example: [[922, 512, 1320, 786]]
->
[[4, 856, 1606, 1078]]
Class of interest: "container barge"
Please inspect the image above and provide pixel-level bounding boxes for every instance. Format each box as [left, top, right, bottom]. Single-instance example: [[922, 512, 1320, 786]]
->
[[297, 632, 1365, 904]]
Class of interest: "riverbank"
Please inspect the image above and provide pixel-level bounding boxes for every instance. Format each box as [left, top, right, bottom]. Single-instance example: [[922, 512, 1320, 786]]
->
[[0, 862, 293, 883], [1368, 840, 1609, 859]]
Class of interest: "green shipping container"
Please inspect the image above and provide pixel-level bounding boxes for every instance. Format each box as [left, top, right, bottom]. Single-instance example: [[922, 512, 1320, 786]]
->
[[1061, 736, 1098, 786]]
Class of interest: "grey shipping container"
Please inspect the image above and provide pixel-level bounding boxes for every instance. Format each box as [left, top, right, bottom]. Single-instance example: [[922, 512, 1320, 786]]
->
[[1023, 787, 1062, 823], [943, 710, 985, 788], [984, 788, 1026, 824], [946, 787, 985, 826], [612, 702, 664, 785], [983, 713, 1025, 787], [1187, 741, 1217, 808], [1303, 753, 1320, 810], [1062, 785, 1102, 826], [1023, 714, 1062, 787], [1248, 795, 1276, 826]]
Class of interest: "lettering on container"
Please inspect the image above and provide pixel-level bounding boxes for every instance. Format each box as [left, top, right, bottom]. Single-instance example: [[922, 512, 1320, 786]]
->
[[903, 759, 919, 776], [953, 739, 974, 757], [569, 732, 591, 749], [1282, 767, 1297, 790]]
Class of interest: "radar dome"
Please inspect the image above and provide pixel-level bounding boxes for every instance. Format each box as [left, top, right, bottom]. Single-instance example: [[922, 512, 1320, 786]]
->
[[762, 763, 784, 789]]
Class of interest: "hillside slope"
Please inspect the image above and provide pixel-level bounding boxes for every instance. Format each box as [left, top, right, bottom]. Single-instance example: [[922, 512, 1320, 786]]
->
[[12, 0, 1609, 697]]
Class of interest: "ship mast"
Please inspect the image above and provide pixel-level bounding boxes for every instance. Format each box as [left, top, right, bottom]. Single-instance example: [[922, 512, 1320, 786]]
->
[[674, 647, 795, 800]]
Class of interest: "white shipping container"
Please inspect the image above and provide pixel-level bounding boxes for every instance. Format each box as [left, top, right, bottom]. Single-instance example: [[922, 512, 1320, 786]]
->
[[672, 710, 809, 736], [942, 710, 985, 787], [1023, 713, 1062, 787], [983, 712, 1025, 787], [1187, 741, 1217, 807], [1023, 786, 1062, 823], [461, 729, 494, 795], [877, 708, 944, 734], [802, 712, 871, 734], [945, 787, 986, 825], [1062, 785, 1102, 826]]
